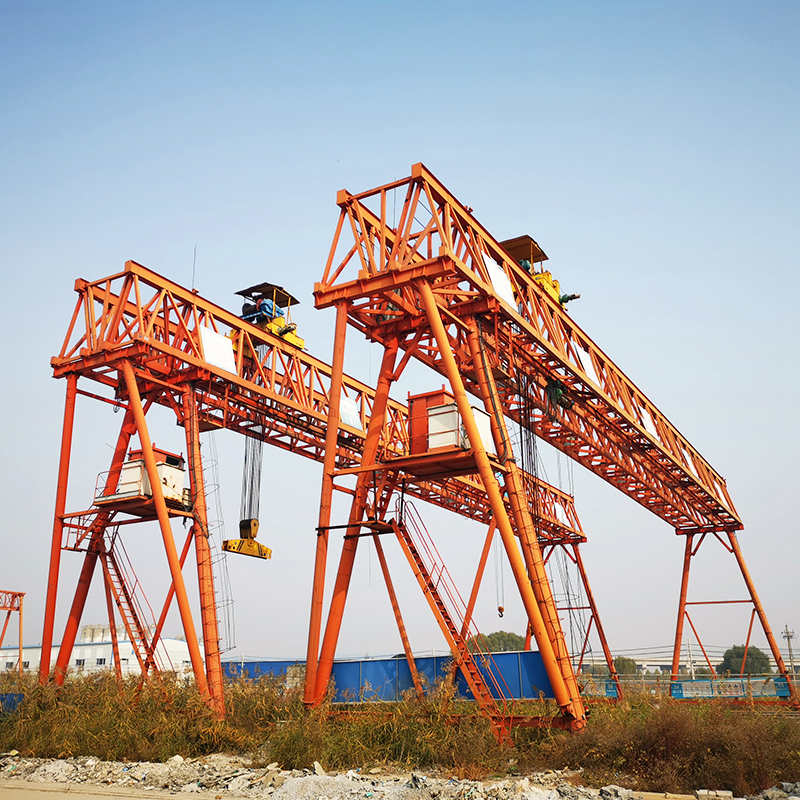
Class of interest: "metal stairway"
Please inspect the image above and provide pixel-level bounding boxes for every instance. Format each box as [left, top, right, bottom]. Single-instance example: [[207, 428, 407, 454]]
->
[[99, 546, 151, 672], [390, 502, 512, 741]]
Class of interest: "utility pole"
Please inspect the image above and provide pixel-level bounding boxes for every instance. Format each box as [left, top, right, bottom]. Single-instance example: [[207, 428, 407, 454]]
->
[[782, 626, 796, 676], [687, 641, 696, 679]]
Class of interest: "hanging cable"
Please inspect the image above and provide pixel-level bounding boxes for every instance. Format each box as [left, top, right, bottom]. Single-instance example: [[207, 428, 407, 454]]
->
[[494, 533, 505, 617], [239, 343, 267, 535]]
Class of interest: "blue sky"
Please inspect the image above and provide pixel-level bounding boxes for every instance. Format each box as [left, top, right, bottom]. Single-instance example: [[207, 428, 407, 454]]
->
[[1, 1, 797, 667]]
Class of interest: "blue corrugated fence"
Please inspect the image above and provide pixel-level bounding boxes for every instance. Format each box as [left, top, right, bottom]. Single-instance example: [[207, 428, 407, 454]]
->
[[223, 651, 555, 701]]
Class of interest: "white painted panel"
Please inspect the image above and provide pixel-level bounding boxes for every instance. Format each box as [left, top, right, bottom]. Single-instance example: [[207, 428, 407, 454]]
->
[[156, 463, 185, 503], [339, 394, 363, 430], [112, 460, 147, 497], [428, 403, 461, 449], [483, 252, 518, 311], [199, 325, 237, 374], [470, 406, 496, 455]]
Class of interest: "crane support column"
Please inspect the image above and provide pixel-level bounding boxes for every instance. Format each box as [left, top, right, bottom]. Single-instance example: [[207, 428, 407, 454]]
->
[[141, 528, 195, 678], [312, 338, 400, 702], [728, 531, 796, 698], [671, 533, 695, 683], [122, 360, 210, 701], [183, 387, 225, 716], [305, 301, 348, 703], [53, 406, 139, 684], [465, 322, 583, 709], [40, 373, 77, 682], [461, 520, 496, 639], [418, 281, 584, 725]]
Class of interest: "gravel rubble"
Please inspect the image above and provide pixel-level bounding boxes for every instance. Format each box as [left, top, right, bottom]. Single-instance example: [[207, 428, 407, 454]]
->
[[0, 751, 795, 800]]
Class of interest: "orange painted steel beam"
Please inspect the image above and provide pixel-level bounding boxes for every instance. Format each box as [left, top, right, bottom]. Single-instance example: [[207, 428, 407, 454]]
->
[[121, 360, 210, 701], [372, 535, 424, 699], [183, 387, 225, 717], [40, 373, 77, 682], [312, 340, 401, 703], [670, 531, 795, 700], [571, 544, 622, 699], [465, 321, 583, 712], [418, 280, 584, 727], [313, 163, 739, 533], [460, 521, 496, 640], [99, 555, 125, 679], [305, 302, 348, 703], [141, 526, 195, 680]]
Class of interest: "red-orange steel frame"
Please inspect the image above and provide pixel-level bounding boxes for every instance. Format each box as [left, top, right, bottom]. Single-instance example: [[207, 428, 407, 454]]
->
[[308, 162, 795, 719], [45, 261, 605, 719], [670, 531, 792, 687], [0, 591, 24, 678]]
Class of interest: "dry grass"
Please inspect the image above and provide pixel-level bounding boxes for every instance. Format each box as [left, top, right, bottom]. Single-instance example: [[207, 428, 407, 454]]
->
[[1, 673, 799, 793]]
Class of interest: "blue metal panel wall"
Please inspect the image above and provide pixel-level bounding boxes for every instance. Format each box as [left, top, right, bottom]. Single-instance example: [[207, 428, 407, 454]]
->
[[223, 651, 555, 701], [0, 693, 23, 713]]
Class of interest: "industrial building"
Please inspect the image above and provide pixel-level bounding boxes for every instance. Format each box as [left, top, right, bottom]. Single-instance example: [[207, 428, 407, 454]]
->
[[1, 624, 191, 676]]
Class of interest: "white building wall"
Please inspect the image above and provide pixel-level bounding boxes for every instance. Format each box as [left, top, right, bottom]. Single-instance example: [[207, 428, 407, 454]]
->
[[1, 626, 192, 677]]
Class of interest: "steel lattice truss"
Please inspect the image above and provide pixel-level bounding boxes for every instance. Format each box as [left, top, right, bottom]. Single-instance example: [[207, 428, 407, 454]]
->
[[314, 164, 739, 533]]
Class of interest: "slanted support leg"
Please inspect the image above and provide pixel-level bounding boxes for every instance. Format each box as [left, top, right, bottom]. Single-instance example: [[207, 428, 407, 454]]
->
[[727, 531, 796, 699], [0, 612, 10, 651], [373, 535, 423, 698], [101, 555, 122, 681], [418, 280, 583, 727], [141, 527, 195, 679], [17, 596, 22, 680], [573, 543, 621, 698], [462, 315, 585, 722], [122, 360, 210, 701], [461, 520, 496, 639]]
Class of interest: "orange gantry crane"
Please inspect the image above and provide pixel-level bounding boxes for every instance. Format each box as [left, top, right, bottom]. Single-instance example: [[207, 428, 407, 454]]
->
[[0, 591, 24, 677], [39, 163, 793, 736], [305, 163, 795, 730]]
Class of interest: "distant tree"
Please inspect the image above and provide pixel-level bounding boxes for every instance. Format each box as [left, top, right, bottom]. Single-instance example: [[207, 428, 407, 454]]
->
[[467, 630, 526, 653], [718, 645, 771, 675], [694, 666, 712, 677], [613, 656, 638, 675]]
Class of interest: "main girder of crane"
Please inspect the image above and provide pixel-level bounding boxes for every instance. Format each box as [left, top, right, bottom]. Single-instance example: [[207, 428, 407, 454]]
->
[[312, 163, 740, 533], [51, 261, 585, 545]]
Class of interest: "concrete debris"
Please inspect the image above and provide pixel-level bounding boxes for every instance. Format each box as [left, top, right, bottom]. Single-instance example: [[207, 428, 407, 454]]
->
[[0, 752, 795, 800], [751, 786, 800, 800]]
